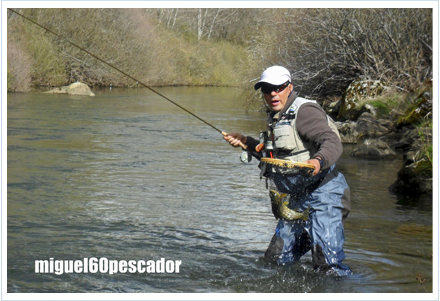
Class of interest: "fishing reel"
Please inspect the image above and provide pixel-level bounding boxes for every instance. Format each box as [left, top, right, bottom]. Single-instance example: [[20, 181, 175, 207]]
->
[[240, 150, 252, 164]]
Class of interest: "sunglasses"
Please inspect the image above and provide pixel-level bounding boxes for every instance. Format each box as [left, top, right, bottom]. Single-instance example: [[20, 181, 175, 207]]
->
[[261, 82, 290, 94]]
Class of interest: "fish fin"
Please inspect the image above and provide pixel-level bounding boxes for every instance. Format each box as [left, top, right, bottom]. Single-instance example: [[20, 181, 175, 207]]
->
[[280, 193, 289, 207], [302, 207, 311, 221]]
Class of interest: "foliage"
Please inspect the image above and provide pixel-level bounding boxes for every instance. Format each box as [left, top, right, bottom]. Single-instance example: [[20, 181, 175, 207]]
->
[[247, 8, 432, 101], [367, 100, 391, 116], [144, 8, 262, 44], [418, 128, 433, 167], [396, 81, 432, 127], [8, 12, 66, 89], [7, 39, 32, 91], [7, 8, 250, 89], [7, 7, 432, 98], [363, 92, 404, 117]]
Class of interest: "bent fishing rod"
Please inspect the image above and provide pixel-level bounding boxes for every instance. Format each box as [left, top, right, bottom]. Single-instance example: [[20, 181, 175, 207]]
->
[[8, 8, 247, 149]]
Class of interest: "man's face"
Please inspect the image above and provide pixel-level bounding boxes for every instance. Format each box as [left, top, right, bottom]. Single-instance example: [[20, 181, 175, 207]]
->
[[262, 82, 293, 112]]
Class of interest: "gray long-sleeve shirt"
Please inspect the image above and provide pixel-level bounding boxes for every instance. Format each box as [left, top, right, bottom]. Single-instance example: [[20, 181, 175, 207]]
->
[[295, 103, 342, 169]]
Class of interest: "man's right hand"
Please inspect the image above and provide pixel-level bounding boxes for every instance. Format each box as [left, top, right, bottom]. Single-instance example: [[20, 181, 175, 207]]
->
[[223, 132, 247, 148], [304, 158, 321, 176]]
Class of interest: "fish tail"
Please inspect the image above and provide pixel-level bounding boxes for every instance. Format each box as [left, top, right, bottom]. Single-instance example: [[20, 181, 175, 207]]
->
[[302, 207, 311, 221]]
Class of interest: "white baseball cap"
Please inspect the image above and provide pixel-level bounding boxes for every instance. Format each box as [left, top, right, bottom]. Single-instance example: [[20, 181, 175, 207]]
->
[[254, 66, 291, 90]]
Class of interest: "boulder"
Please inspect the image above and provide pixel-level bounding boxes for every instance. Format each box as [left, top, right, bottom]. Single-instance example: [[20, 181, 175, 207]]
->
[[337, 79, 385, 120], [322, 98, 342, 120], [399, 132, 419, 152], [46, 82, 95, 96], [358, 103, 377, 118], [351, 139, 397, 159], [377, 118, 395, 131], [388, 126, 432, 200], [379, 128, 410, 150], [335, 112, 393, 144], [336, 121, 359, 144], [356, 113, 392, 139], [337, 96, 358, 121], [397, 92, 432, 129], [392, 127, 428, 152], [389, 159, 432, 198]]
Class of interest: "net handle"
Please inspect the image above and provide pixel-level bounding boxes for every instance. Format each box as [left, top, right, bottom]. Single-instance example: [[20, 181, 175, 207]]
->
[[260, 158, 315, 169]]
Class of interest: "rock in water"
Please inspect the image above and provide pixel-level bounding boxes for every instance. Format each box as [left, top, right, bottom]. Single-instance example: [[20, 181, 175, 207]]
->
[[46, 82, 95, 96], [389, 158, 432, 198], [351, 139, 397, 159]]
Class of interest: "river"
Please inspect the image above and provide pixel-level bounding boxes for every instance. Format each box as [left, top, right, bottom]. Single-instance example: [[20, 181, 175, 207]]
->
[[7, 87, 432, 294]]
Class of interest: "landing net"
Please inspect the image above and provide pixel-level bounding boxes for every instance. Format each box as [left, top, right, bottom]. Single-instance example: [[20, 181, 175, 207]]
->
[[261, 158, 314, 176]]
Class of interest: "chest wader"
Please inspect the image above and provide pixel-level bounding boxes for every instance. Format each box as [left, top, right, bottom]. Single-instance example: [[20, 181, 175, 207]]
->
[[262, 98, 352, 276]]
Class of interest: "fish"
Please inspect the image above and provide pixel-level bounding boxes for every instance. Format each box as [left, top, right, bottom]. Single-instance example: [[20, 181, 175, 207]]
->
[[269, 189, 310, 221]]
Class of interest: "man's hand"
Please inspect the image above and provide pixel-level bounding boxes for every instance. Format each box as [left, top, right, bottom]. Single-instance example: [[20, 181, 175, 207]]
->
[[223, 132, 247, 148], [305, 158, 321, 176]]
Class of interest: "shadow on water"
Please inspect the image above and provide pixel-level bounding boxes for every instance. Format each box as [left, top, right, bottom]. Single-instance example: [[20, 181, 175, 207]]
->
[[7, 87, 432, 293]]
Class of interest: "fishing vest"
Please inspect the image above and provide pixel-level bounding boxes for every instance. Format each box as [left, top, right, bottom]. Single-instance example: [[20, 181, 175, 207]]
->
[[265, 97, 341, 163]]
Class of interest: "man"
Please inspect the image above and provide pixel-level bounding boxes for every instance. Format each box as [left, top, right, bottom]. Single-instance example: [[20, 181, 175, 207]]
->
[[224, 66, 351, 275]]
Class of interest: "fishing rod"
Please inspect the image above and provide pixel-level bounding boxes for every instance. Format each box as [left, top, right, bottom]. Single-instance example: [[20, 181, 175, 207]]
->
[[8, 8, 247, 149]]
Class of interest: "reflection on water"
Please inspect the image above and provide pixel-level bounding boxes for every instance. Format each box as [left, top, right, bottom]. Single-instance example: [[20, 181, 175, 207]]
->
[[7, 87, 432, 293]]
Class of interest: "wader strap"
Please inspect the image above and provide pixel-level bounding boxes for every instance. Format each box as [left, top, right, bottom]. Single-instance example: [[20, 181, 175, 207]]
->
[[290, 149, 309, 156], [306, 167, 339, 193], [319, 167, 339, 188]]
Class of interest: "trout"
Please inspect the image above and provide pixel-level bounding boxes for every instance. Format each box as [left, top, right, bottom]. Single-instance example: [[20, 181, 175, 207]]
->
[[269, 189, 310, 221]]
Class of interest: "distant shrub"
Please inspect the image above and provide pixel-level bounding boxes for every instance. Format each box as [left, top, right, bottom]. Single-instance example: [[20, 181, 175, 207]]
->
[[7, 39, 32, 92], [7, 8, 250, 90]]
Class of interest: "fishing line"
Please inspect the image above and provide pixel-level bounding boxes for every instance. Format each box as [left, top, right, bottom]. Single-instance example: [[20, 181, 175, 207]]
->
[[8, 8, 229, 136]]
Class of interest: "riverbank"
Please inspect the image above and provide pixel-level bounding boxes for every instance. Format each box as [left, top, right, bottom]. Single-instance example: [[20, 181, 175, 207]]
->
[[323, 80, 433, 202]]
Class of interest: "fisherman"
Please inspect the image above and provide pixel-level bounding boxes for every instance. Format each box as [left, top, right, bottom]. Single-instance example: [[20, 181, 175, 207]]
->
[[223, 66, 351, 275]]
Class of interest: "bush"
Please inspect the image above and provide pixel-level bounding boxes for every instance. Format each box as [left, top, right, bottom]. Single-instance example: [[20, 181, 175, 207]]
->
[[7, 39, 32, 92], [8, 8, 432, 98], [248, 8, 432, 100], [7, 8, 250, 90]]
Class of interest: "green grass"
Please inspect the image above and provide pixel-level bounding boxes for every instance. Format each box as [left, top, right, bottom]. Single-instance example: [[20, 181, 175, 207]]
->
[[359, 91, 405, 118]]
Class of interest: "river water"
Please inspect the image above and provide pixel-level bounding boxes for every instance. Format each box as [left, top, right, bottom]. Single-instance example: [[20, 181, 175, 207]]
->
[[7, 87, 433, 294]]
